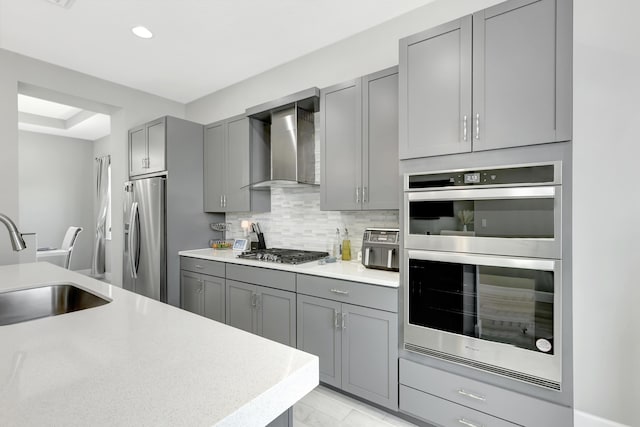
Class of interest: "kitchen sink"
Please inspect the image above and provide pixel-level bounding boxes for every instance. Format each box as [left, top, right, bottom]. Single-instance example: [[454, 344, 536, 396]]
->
[[0, 283, 110, 326]]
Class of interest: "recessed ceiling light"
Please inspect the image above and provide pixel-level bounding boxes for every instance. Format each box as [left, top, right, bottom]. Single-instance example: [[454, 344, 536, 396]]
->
[[131, 26, 153, 39]]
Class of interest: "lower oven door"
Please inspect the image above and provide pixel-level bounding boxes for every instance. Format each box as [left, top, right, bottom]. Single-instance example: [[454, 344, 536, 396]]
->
[[404, 249, 562, 390]]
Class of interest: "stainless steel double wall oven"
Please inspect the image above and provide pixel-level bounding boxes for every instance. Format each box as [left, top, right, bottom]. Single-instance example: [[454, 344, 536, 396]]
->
[[403, 161, 565, 390]]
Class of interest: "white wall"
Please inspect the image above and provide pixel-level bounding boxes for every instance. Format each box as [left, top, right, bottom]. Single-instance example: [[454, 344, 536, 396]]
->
[[0, 48, 185, 284], [186, 0, 504, 124], [18, 131, 94, 270], [573, 1, 640, 425]]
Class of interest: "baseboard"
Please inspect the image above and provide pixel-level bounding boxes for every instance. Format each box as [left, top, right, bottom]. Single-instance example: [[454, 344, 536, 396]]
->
[[575, 410, 631, 427]]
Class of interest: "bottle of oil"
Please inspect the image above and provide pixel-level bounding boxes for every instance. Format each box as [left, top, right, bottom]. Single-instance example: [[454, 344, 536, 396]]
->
[[342, 228, 351, 261], [332, 228, 341, 258]]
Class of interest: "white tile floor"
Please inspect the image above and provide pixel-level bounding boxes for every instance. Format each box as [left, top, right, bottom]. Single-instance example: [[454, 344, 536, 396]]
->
[[294, 386, 418, 427]]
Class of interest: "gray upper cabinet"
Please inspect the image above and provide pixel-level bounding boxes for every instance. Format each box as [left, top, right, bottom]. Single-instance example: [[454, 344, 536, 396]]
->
[[321, 79, 362, 211], [204, 115, 270, 213], [473, 0, 572, 151], [321, 67, 399, 211], [362, 68, 400, 210], [203, 122, 225, 212], [128, 117, 167, 177], [399, 17, 472, 159], [399, 0, 571, 159]]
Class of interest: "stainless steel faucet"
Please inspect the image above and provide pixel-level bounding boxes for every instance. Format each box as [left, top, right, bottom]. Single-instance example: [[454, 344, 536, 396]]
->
[[0, 213, 26, 251]]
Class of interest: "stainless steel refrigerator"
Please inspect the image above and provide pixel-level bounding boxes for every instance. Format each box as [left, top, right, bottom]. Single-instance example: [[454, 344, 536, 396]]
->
[[123, 177, 166, 302]]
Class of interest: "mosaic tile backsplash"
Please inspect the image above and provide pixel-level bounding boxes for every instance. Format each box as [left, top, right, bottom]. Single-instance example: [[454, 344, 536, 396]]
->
[[225, 187, 399, 257]]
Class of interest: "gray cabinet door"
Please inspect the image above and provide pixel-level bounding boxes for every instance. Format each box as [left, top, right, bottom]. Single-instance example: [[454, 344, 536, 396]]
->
[[180, 270, 203, 316], [297, 294, 342, 388], [399, 16, 472, 159], [129, 125, 147, 177], [341, 304, 398, 411], [320, 79, 362, 211], [203, 275, 226, 323], [225, 117, 251, 212], [473, 0, 569, 151], [146, 118, 166, 174], [203, 122, 226, 212], [363, 68, 399, 210], [226, 280, 256, 334], [257, 286, 296, 347]]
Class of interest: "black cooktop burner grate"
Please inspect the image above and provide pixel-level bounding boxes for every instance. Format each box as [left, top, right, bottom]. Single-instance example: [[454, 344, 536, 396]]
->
[[237, 248, 329, 264]]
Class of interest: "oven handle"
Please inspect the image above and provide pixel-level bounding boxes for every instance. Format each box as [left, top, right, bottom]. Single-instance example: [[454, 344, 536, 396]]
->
[[407, 185, 556, 202], [407, 249, 557, 271]]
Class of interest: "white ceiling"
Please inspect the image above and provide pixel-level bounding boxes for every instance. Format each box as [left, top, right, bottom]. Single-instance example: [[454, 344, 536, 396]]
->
[[18, 94, 111, 140], [0, 0, 436, 103]]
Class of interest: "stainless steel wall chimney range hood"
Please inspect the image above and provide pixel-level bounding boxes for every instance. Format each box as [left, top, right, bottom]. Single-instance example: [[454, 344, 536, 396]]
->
[[246, 88, 319, 188]]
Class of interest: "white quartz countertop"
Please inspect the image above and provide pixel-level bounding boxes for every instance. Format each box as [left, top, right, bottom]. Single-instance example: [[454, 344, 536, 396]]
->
[[0, 263, 318, 426], [178, 249, 400, 288]]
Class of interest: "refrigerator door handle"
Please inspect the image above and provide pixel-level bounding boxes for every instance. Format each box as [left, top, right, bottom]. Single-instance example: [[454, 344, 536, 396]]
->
[[129, 202, 139, 279]]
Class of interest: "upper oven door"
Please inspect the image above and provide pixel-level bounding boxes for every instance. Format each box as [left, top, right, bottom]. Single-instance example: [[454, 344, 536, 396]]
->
[[405, 185, 561, 258]]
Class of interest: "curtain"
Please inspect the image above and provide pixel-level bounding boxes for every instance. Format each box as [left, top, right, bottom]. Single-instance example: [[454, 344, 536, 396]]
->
[[91, 155, 110, 277]]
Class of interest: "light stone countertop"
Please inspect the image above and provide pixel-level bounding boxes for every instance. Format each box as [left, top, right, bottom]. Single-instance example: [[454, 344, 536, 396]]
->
[[0, 262, 318, 426], [178, 248, 400, 288]]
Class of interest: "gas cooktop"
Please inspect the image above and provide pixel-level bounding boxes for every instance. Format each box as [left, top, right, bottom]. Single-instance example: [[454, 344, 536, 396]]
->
[[237, 248, 329, 265]]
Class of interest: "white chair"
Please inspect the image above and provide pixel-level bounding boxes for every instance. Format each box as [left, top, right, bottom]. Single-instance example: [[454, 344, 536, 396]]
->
[[36, 226, 83, 269]]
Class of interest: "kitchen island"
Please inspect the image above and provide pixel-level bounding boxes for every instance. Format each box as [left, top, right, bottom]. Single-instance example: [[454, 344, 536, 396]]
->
[[0, 262, 318, 426]]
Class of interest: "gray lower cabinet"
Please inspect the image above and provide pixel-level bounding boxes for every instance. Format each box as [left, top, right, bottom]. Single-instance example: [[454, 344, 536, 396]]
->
[[180, 257, 226, 323], [225, 279, 297, 347], [399, 0, 571, 159], [180, 270, 226, 323], [321, 66, 399, 211], [399, 359, 573, 426], [297, 292, 398, 411]]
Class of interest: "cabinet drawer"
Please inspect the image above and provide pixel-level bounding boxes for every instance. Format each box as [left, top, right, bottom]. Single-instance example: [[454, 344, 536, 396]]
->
[[400, 385, 517, 427], [399, 359, 571, 426], [226, 264, 296, 292], [180, 257, 225, 277], [297, 274, 397, 312]]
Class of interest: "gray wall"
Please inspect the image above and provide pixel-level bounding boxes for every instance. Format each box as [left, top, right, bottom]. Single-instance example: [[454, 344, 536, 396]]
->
[[573, 1, 640, 426], [186, 0, 638, 425], [18, 131, 94, 270], [0, 48, 185, 285]]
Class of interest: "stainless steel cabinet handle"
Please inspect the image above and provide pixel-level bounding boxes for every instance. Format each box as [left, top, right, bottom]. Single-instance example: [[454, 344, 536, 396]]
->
[[334, 309, 339, 329], [330, 289, 349, 296], [457, 389, 486, 402], [195, 264, 204, 269], [387, 248, 394, 269], [475, 113, 480, 140], [223, 195, 226, 208], [341, 313, 346, 329], [251, 293, 257, 307], [355, 187, 360, 203], [362, 186, 367, 203], [364, 247, 370, 266], [220, 195, 223, 207], [458, 418, 483, 427], [463, 115, 468, 141]]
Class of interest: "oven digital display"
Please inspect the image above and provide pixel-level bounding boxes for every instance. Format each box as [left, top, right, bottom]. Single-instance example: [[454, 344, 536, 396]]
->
[[464, 172, 481, 184]]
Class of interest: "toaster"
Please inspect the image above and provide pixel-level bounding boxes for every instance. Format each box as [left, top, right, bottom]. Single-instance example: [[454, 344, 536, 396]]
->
[[361, 228, 400, 272]]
